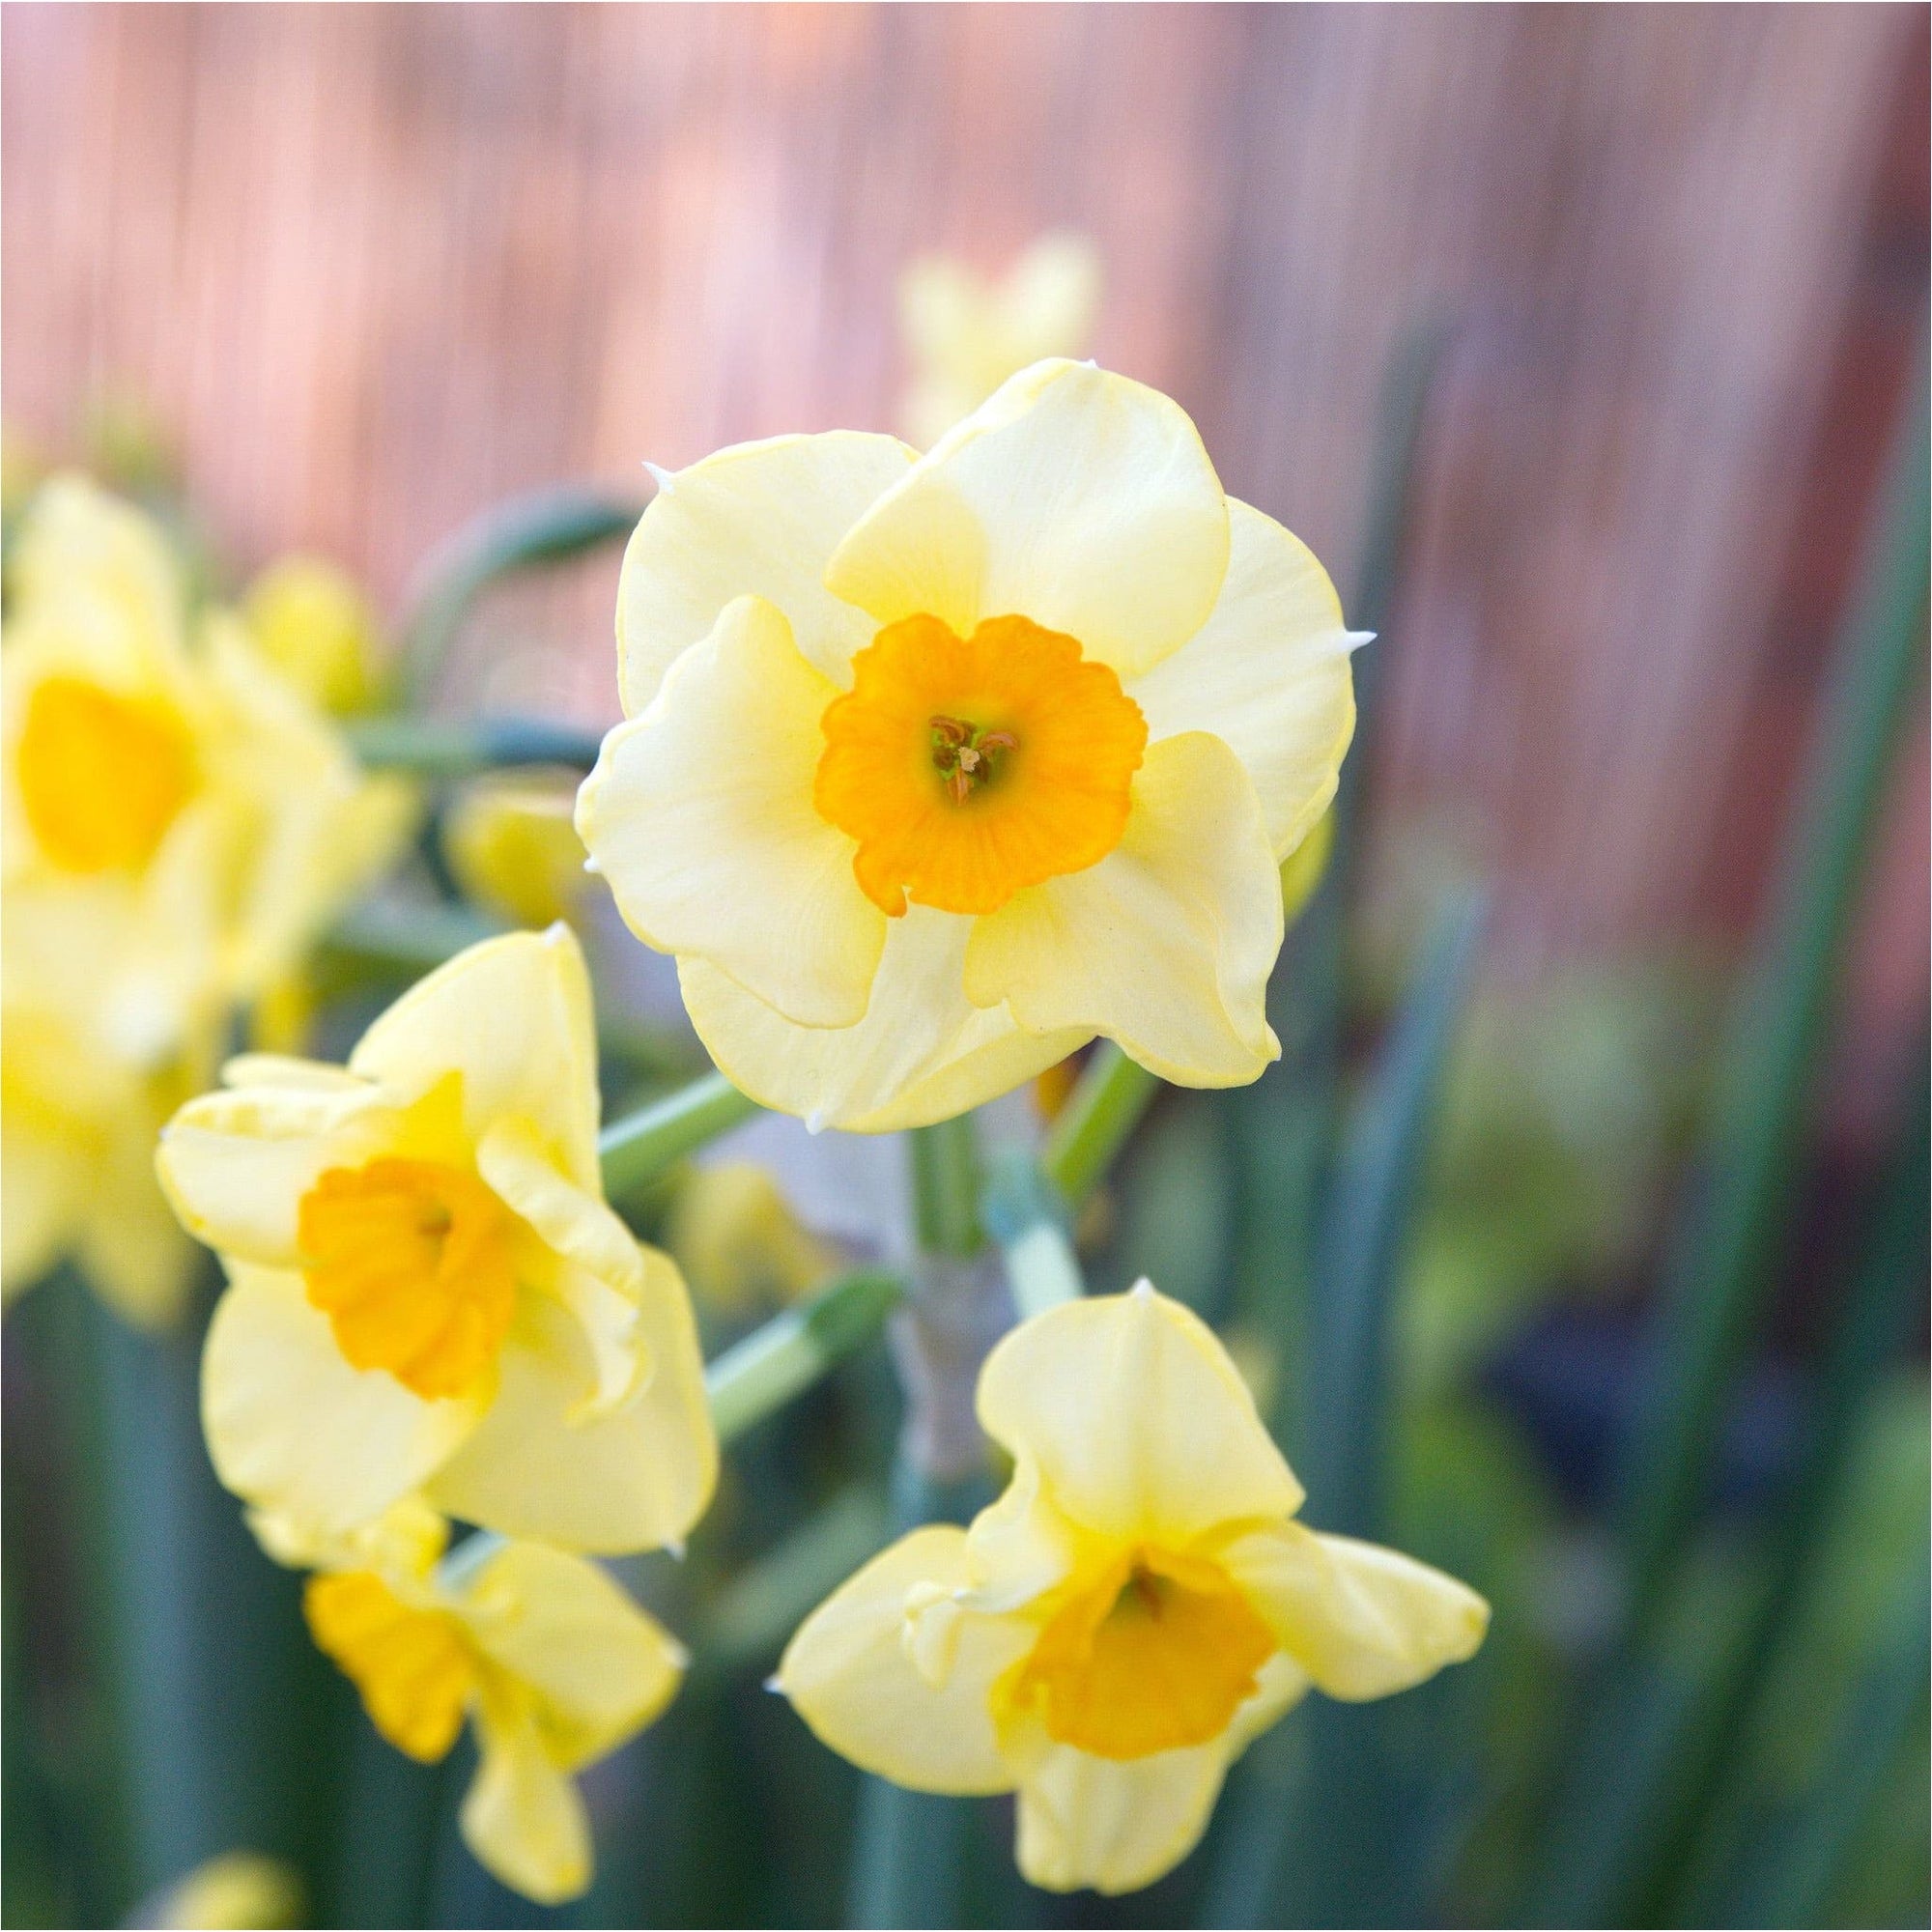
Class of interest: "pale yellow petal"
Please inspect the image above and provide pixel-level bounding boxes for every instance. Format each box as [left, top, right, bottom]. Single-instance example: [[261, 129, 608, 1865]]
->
[[1127, 497, 1360, 861], [462, 1678, 593, 1906], [156, 1078, 396, 1269], [616, 432, 915, 709], [7, 474, 186, 677], [202, 1264, 486, 1537], [976, 1284, 1303, 1544], [678, 905, 1084, 1134], [1010, 1732, 1228, 1896], [426, 1269, 715, 1554], [963, 732, 1282, 1088], [578, 595, 886, 1028], [349, 927, 600, 1186], [778, 1525, 1027, 1795], [1216, 1520, 1490, 1700], [457, 1542, 684, 1770], [475, 1117, 653, 1419], [827, 360, 1229, 682]]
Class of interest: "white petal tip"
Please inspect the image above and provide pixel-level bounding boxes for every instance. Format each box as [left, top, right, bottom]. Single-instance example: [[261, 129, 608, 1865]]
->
[[1344, 630, 1377, 652], [762, 1674, 786, 1696], [665, 1536, 687, 1562], [582, 856, 602, 875], [805, 1111, 827, 1136], [1128, 1277, 1157, 1300], [644, 462, 676, 494]]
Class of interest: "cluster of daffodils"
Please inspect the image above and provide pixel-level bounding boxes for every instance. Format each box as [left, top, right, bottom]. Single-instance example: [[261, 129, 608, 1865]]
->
[[2, 478, 412, 1324], [156, 927, 716, 1899], [128, 343, 1483, 1907]]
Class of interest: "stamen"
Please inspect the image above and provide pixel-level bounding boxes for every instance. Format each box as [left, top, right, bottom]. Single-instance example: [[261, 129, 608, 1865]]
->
[[927, 713, 1018, 804]]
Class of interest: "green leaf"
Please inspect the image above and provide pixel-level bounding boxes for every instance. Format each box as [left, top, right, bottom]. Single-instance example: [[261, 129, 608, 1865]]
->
[[397, 485, 641, 704], [1613, 381, 1929, 1624]]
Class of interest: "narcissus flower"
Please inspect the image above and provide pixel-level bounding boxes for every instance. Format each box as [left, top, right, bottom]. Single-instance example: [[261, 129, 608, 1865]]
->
[[579, 359, 1361, 1131], [2, 477, 412, 1322], [156, 926, 717, 1552], [898, 234, 1100, 447], [303, 1515, 684, 1904], [242, 554, 384, 715], [779, 1283, 1487, 1895], [442, 770, 593, 930]]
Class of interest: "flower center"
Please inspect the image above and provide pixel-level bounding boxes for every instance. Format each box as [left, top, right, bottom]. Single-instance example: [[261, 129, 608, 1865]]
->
[[1006, 1547, 1276, 1760], [304, 1571, 475, 1762], [814, 612, 1147, 918], [15, 674, 196, 872], [298, 1157, 518, 1401]]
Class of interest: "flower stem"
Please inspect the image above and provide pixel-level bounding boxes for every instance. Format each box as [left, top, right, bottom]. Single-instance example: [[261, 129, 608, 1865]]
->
[[704, 1270, 905, 1447], [1040, 1042, 1160, 1208], [981, 1146, 1085, 1318], [907, 1117, 981, 1256], [598, 1072, 761, 1202]]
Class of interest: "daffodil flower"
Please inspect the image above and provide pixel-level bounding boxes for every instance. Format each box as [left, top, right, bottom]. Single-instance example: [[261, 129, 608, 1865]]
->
[[578, 359, 1361, 1132], [898, 233, 1100, 447], [242, 554, 384, 716], [2, 477, 412, 1322], [301, 1512, 684, 1905], [155, 926, 717, 1552], [442, 769, 593, 930], [779, 1283, 1488, 1895]]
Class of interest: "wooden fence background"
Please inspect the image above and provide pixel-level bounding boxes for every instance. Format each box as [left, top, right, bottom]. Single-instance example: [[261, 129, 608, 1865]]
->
[[4, 3, 1925, 1116]]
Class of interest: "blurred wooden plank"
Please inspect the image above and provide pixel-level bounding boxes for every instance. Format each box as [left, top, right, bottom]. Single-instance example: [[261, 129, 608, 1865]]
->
[[1, 2, 1919, 981]]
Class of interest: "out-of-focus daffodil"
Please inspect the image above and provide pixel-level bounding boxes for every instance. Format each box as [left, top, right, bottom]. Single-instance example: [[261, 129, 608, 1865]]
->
[[242, 554, 384, 715], [443, 770, 591, 929], [142, 1851, 302, 1929], [780, 1283, 1487, 1895], [664, 1160, 842, 1316], [155, 926, 717, 1552], [303, 1516, 684, 1905], [579, 360, 1362, 1132], [898, 235, 1101, 448], [1, 477, 413, 1323]]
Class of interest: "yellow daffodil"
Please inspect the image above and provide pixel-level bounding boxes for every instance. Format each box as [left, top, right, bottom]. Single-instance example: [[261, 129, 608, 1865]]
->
[[302, 1514, 684, 1905], [2, 477, 412, 1322], [442, 770, 592, 929], [579, 359, 1362, 1132], [898, 234, 1101, 448], [155, 925, 717, 1552], [779, 1283, 1487, 1895], [143, 1852, 303, 1929], [242, 554, 384, 715], [664, 1160, 842, 1315]]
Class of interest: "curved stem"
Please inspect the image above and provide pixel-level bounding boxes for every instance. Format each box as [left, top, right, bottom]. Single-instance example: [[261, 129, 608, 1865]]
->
[[1040, 1043, 1160, 1208], [598, 1072, 761, 1202]]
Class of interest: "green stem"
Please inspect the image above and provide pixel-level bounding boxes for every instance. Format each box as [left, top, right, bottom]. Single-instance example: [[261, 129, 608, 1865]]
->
[[1040, 1043, 1159, 1208], [1613, 372, 1929, 1629], [908, 1117, 982, 1256], [598, 1071, 761, 1202], [398, 486, 642, 704], [980, 1147, 1085, 1319], [704, 1269, 904, 1446], [345, 715, 607, 777], [1630, 1046, 1929, 1924]]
